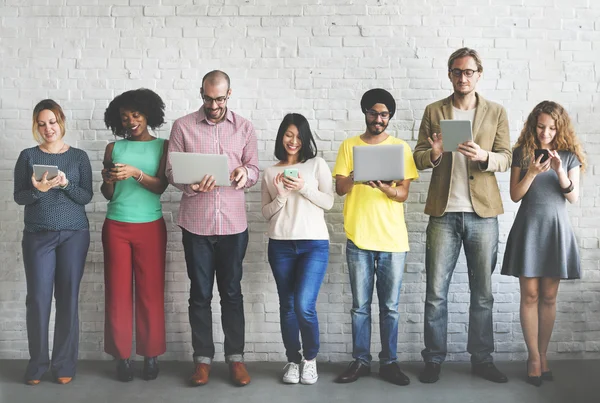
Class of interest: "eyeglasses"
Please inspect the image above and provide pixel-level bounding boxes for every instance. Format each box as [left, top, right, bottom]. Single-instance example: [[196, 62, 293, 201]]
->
[[449, 68, 479, 78], [202, 95, 228, 105], [366, 110, 390, 120]]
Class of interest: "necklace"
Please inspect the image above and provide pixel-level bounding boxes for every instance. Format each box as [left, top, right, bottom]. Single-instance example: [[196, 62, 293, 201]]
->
[[40, 142, 67, 154]]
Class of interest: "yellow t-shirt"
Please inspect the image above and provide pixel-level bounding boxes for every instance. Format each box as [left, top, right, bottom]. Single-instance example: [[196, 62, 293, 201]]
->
[[332, 135, 419, 252]]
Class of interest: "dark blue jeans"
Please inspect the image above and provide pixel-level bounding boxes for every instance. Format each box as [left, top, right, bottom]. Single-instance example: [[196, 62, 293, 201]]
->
[[268, 239, 329, 363], [22, 229, 90, 381], [347, 240, 406, 365], [422, 213, 498, 364], [182, 228, 248, 363]]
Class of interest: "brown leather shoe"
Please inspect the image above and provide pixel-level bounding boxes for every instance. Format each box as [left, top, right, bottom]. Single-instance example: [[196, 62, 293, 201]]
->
[[229, 362, 251, 386], [190, 363, 211, 386], [56, 377, 72, 385], [25, 379, 40, 386]]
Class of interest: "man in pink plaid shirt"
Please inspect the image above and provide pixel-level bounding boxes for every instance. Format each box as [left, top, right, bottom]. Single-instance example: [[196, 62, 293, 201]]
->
[[166, 70, 259, 387]]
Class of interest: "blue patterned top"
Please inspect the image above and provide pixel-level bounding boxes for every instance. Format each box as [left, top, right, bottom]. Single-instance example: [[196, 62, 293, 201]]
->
[[14, 146, 93, 232]]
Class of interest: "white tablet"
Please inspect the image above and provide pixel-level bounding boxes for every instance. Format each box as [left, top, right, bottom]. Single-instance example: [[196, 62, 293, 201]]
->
[[440, 120, 473, 152], [33, 164, 59, 181], [169, 152, 231, 186], [353, 144, 405, 182]]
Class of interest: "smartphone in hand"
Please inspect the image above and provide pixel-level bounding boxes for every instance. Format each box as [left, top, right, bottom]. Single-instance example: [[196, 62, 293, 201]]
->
[[283, 168, 298, 178], [534, 149, 550, 163]]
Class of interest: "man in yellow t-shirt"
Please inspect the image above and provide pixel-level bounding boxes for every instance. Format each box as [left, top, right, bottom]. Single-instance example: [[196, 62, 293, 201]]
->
[[332, 88, 418, 386]]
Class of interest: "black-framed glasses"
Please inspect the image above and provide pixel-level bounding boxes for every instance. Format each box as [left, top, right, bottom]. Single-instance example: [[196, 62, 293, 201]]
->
[[365, 110, 390, 120], [449, 68, 479, 78], [202, 95, 228, 105]]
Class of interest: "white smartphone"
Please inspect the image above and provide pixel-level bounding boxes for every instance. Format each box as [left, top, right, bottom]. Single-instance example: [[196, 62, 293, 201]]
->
[[33, 164, 59, 181]]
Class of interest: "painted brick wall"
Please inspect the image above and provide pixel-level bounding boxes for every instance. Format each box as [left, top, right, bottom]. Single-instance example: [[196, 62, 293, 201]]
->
[[1, 0, 599, 362]]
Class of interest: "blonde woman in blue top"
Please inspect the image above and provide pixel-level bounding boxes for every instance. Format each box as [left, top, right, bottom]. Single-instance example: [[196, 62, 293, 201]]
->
[[14, 99, 93, 385], [101, 89, 169, 382]]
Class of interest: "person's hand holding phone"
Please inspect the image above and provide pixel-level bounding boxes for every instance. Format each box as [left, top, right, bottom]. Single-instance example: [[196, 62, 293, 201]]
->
[[111, 163, 140, 181], [102, 161, 116, 184], [281, 170, 304, 192], [529, 151, 552, 177], [31, 171, 61, 192], [273, 173, 291, 198]]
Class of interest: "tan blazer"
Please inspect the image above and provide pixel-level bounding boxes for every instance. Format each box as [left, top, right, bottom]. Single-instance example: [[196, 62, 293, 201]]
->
[[413, 93, 511, 218]]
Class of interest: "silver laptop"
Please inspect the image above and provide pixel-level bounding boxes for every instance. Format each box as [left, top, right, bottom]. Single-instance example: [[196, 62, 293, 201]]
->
[[353, 144, 405, 182], [169, 152, 231, 186]]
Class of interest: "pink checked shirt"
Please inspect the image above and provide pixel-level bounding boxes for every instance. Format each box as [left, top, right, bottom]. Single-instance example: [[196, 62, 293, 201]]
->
[[166, 108, 259, 236]]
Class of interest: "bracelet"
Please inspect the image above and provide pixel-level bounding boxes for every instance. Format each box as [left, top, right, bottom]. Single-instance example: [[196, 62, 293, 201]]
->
[[59, 179, 69, 189], [136, 170, 144, 183], [561, 179, 574, 194], [389, 187, 399, 199]]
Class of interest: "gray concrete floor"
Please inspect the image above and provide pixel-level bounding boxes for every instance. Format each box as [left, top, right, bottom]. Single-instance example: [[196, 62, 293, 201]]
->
[[0, 360, 598, 403]]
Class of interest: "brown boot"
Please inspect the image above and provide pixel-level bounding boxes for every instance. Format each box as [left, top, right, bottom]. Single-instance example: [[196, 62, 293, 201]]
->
[[229, 362, 251, 386], [190, 363, 211, 386]]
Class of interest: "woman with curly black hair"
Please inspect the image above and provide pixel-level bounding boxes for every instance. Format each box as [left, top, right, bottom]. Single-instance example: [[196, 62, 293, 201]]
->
[[101, 88, 169, 382]]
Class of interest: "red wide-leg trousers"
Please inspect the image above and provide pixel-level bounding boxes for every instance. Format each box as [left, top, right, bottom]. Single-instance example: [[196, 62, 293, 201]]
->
[[102, 217, 167, 358]]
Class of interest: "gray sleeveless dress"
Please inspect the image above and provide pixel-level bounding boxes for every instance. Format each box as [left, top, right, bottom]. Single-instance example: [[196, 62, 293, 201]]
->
[[501, 147, 581, 279]]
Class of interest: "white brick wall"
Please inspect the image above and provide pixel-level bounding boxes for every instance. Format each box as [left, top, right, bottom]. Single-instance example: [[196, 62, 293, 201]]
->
[[1, 0, 599, 363]]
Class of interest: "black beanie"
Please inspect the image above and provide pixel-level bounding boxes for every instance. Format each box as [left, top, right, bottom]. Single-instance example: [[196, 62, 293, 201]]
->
[[360, 88, 396, 118]]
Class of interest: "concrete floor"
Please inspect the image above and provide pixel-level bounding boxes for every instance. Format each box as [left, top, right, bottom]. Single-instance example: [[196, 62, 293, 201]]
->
[[0, 360, 598, 403]]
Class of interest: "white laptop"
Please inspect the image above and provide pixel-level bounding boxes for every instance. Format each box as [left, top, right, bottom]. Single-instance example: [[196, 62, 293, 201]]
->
[[439, 120, 473, 152], [353, 144, 405, 182], [169, 152, 231, 186]]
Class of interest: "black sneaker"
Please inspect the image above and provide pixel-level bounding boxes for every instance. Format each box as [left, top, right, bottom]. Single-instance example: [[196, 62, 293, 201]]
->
[[472, 362, 508, 383]]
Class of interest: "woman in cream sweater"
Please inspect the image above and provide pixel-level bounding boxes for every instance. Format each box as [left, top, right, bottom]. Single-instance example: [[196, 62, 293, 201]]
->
[[261, 113, 334, 385]]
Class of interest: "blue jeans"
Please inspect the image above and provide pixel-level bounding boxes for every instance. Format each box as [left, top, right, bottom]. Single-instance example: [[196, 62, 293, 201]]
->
[[268, 239, 329, 363], [346, 240, 406, 366], [422, 213, 498, 364]]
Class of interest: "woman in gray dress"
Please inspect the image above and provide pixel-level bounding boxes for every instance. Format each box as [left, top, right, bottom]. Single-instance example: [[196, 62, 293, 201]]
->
[[501, 101, 586, 386]]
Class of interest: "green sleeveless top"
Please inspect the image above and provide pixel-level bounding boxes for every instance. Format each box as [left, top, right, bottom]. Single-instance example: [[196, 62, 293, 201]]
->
[[106, 138, 165, 223]]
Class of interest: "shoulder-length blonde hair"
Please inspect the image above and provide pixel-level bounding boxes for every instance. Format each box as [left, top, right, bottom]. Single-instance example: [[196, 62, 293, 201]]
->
[[32, 99, 66, 144], [514, 100, 586, 172]]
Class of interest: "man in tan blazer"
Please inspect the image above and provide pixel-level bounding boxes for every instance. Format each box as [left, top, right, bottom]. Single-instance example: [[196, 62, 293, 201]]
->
[[413, 48, 511, 384]]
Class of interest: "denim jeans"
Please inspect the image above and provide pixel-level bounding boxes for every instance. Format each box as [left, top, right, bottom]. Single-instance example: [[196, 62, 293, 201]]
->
[[268, 239, 329, 363], [346, 240, 406, 366], [422, 213, 498, 364], [182, 228, 248, 363]]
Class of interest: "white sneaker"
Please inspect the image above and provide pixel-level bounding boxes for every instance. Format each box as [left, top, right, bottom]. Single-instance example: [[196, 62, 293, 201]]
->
[[282, 362, 300, 384], [301, 359, 318, 385]]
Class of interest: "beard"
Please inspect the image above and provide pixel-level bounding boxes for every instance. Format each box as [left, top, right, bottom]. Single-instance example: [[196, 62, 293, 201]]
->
[[204, 105, 226, 121], [365, 118, 388, 136]]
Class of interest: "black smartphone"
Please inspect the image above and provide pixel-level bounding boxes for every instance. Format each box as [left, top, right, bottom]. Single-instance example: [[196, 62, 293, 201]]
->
[[534, 149, 550, 163], [103, 161, 115, 170]]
